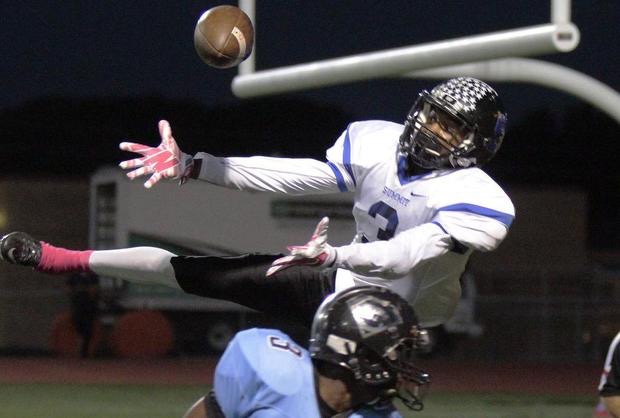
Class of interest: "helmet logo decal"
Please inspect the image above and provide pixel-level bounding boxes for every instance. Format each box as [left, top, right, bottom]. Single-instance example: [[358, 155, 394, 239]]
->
[[326, 334, 357, 355], [349, 296, 403, 339]]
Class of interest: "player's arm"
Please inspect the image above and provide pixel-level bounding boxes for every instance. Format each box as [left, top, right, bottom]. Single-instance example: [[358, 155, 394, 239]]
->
[[268, 218, 451, 279], [269, 207, 512, 279], [191, 121, 362, 194], [182, 396, 209, 418], [119, 120, 345, 194], [332, 223, 454, 279], [336, 203, 512, 278], [189, 153, 342, 194]]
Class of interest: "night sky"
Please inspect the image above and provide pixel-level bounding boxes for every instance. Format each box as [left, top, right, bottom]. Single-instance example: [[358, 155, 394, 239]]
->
[[3, 1, 619, 123]]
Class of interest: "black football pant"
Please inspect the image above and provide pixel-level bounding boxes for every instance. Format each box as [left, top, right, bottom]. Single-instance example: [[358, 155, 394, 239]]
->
[[170, 253, 336, 328]]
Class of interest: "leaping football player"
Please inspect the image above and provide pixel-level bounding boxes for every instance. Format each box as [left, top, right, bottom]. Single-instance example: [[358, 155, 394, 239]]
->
[[1, 77, 514, 330]]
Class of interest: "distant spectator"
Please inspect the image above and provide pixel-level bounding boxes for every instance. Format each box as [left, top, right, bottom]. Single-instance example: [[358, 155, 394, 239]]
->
[[66, 272, 99, 358]]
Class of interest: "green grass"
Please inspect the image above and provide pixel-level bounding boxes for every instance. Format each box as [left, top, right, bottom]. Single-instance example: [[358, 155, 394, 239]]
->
[[0, 383, 596, 418], [409, 393, 596, 418], [0, 383, 206, 418]]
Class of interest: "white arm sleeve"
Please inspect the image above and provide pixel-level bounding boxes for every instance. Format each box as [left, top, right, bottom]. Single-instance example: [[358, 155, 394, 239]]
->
[[434, 210, 510, 252], [333, 223, 454, 279], [192, 152, 341, 194]]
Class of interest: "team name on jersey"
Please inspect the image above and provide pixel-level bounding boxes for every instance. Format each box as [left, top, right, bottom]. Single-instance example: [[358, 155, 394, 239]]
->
[[382, 186, 410, 207]]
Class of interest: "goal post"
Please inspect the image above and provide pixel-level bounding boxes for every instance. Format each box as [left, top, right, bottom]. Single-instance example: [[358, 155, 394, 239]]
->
[[233, 1, 620, 126], [231, 22, 579, 98]]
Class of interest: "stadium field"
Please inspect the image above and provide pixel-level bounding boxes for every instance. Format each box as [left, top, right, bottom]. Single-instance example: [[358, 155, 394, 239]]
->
[[0, 357, 600, 417], [0, 383, 596, 418]]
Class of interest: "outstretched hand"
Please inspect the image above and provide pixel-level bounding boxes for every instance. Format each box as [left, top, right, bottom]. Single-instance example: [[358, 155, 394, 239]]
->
[[266, 217, 336, 277], [119, 120, 193, 188]]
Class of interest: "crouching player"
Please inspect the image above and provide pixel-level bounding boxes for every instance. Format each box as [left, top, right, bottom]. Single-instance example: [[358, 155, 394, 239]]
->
[[183, 286, 431, 418]]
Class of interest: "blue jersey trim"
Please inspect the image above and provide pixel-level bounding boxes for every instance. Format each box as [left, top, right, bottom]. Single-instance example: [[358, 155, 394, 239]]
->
[[438, 203, 514, 227], [343, 127, 357, 186], [327, 162, 348, 192], [431, 221, 448, 234]]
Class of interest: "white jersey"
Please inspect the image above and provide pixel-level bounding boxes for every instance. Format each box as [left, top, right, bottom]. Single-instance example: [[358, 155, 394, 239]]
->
[[194, 120, 515, 327]]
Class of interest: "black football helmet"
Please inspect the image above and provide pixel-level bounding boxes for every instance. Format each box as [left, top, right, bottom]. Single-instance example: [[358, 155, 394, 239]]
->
[[399, 77, 507, 170], [309, 286, 431, 411]]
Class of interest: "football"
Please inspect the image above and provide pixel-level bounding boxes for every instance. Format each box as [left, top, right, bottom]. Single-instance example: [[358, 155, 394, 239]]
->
[[193, 5, 254, 69]]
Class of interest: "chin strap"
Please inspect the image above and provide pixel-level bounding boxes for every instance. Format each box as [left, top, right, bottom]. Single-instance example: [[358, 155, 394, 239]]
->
[[380, 388, 424, 412], [396, 390, 424, 411]]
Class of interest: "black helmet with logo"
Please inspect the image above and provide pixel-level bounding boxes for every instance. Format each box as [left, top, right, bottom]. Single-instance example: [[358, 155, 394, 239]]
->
[[309, 286, 431, 410]]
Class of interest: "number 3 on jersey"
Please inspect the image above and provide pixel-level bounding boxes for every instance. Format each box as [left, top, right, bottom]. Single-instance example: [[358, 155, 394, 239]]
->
[[368, 201, 399, 240], [268, 336, 302, 357]]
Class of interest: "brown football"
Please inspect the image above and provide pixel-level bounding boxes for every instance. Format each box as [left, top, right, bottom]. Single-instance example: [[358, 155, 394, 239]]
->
[[193, 5, 254, 69]]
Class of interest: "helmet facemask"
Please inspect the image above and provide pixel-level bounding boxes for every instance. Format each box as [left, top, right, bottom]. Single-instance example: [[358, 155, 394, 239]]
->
[[382, 334, 431, 411], [400, 77, 507, 171], [316, 335, 431, 411], [400, 92, 477, 170]]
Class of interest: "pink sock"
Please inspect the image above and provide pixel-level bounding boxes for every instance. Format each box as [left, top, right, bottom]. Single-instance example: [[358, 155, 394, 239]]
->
[[36, 242, 93, 274]]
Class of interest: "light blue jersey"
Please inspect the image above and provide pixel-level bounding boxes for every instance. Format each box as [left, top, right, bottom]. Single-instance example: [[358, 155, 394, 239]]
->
[[214, 328, 402, 418]]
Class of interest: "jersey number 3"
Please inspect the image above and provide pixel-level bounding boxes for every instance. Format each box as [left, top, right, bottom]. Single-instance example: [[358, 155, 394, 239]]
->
[[268, 336, 302, 358], [368, 201, 399, 240]]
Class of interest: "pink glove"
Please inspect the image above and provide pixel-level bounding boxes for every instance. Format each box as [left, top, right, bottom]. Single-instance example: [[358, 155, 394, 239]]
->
[[119, 120, 194, 188], [266, 217, 336, 277]]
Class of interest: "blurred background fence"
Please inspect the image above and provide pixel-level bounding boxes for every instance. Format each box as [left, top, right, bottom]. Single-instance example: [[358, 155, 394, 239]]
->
[[454, 269, 619, 363]]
